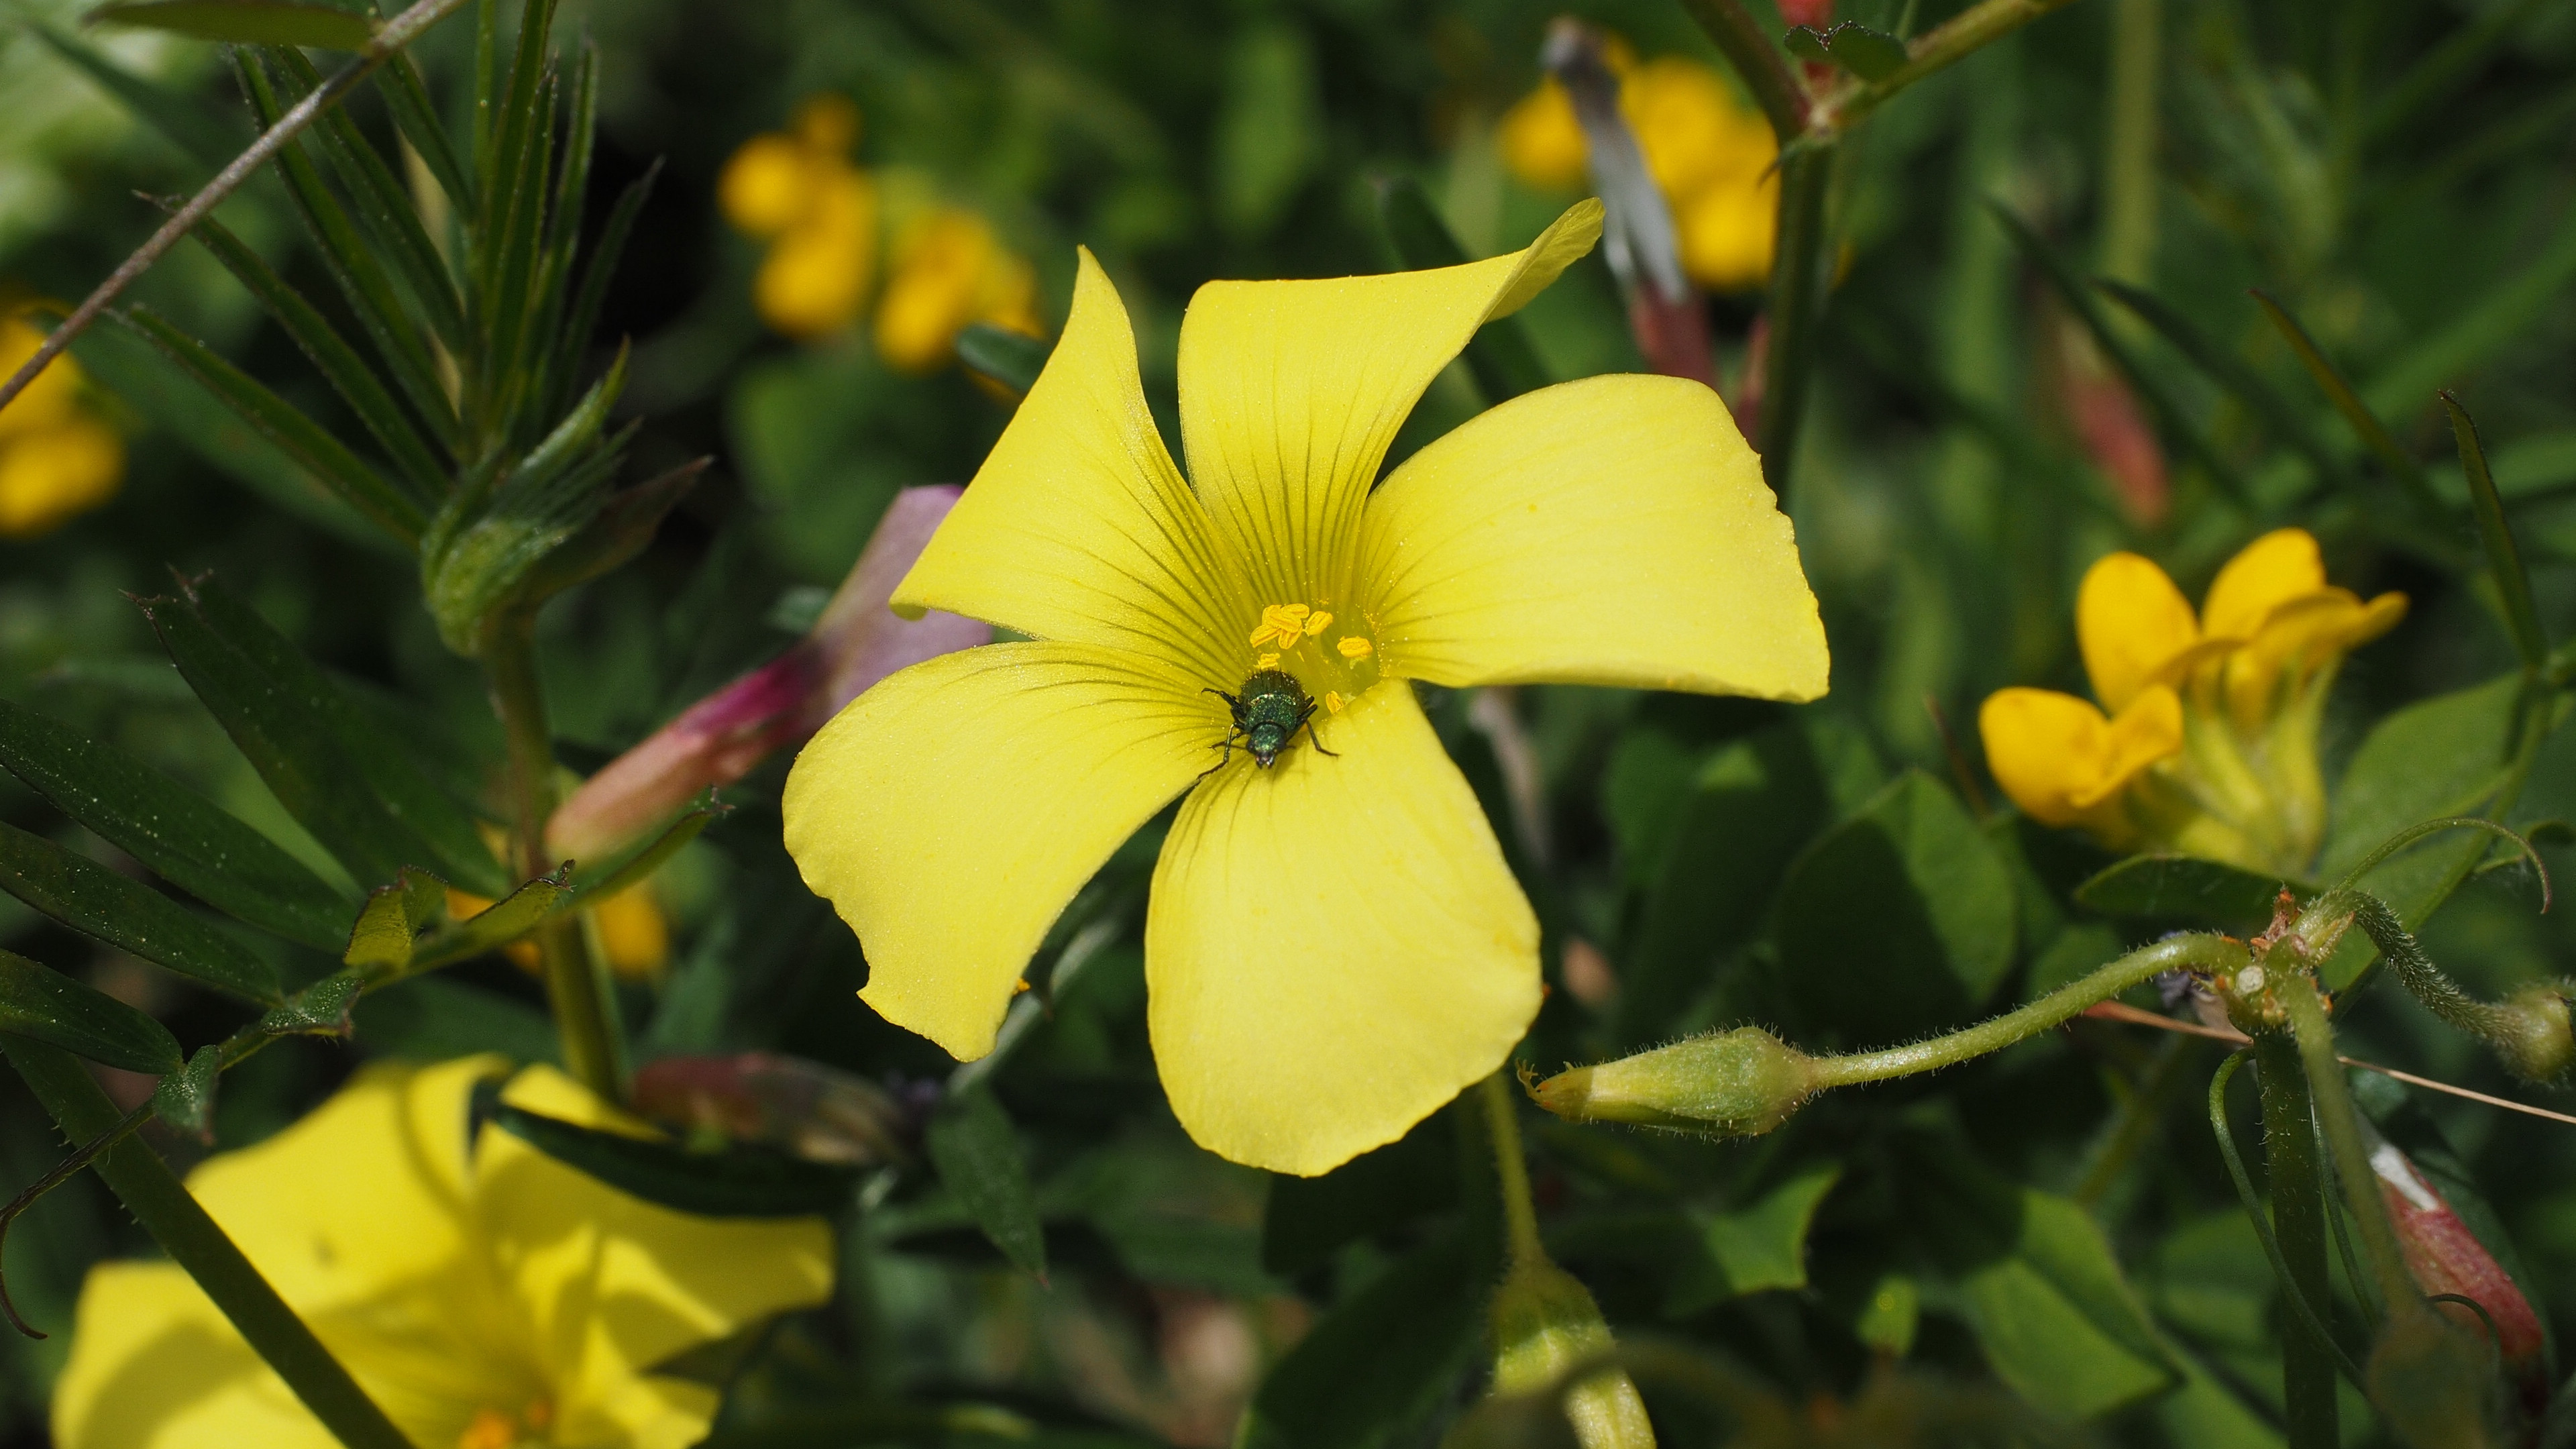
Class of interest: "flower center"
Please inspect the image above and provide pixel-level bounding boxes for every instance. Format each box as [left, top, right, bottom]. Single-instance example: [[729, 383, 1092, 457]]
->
[[456, 1399, 553, 1449], [1246, 600, 1380, 712]]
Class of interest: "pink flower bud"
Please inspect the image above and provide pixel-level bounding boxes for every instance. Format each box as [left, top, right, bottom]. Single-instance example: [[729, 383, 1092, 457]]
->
[[2362, 1116, 2549, 1419], [547, 486, 989, 861]]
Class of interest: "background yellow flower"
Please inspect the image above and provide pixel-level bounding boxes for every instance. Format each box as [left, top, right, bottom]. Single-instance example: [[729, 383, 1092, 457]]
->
[[0, 315, 122, 537]]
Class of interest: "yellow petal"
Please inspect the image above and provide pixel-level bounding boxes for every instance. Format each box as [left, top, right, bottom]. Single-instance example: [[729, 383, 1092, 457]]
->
[[784, 641, 1218, 1059], [0, 417, 123, 537], [2076, 551, 2199, 712], [2222, 587, 2408, 728], [894, 251, 1250, 691], [1175, 201, 1602, 612], [52, 1262, 338, 1449], [718, 133, 818, 239], [1360, 374, 1825, 698], [2200, 527, 2326, 640], [479, 1066, 833, 1446], [1978, 686, 2180, 826], [750, 168, 877, 339], [1145, 682, 1540, 1175]]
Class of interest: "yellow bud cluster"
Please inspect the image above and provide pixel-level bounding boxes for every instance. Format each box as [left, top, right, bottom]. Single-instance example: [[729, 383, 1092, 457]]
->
[[719, 95, 1045, 370], [0, 317, 123, 538]]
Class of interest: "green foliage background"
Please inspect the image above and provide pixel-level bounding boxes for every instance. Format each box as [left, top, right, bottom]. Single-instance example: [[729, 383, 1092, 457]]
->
[[3, 0, 2576, 1444]]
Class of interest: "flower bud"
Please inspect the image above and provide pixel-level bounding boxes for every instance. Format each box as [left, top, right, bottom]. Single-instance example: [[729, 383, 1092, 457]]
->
[[1529, 1027, 1817, 1136], [2365, 1305, 2499, 1449], [2481, 983, 2572, 1084], [1487, 1259, 1656, 1449]]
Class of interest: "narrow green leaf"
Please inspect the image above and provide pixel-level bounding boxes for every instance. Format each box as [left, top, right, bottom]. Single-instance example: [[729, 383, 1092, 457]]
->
[[0, 821, 282, 1005], [2073, 854, 2294, 932], [2445, 392, 2548, 672], [342, 866, 445, 975], [0, 949, 182, 1075], [179, 576, 507, 894], [114, 306, 424, 539], [569, 790, 724, 900], [1375, 178, 1551, 403], [235, 52, 460, 449], [1823, 21, 1909, 80], [1990, 204, 2253, 507], [484, 1095, 854, 1218], [412, 865, 568, 972], [0, 697, 353, 951], [180, 211, 448, 500], [955, 324, 1053, 398], [268, 47, 466, 352], [508, 458, 705, 610], [376, 52, 474, 214], [30, 25, 250, 170], [925, 1086, 1046, 1278], [2094, 279, 2354, 497], [2249, 288, 2443, 510], [89, 0, 377, 48], [547, 160, 657, 421], [150, 1044, 221, 1138], [481, 66, 559, 437], [253, 971, 361, 1037]]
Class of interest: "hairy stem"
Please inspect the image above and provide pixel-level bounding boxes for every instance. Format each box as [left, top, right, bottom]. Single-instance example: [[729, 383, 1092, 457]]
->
[[2282, 973, 2418, 1313], [485, 613, 625, 1098], [2, 1039, 411, 1449], [2254, 1032, 2341, 1449]]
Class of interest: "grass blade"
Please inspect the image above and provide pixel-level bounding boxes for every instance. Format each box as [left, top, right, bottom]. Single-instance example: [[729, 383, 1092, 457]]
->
[[0, 822, 282, 1004], [2445, 392, 2548, 673], [115, 306, 425, 539]]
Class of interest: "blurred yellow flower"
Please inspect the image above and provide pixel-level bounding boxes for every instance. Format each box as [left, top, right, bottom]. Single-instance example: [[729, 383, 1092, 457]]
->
[[54, 1056, 833, 1449], [0, 317, 123, 537], [1499, 52, 1778, 292], [781, 201, 1827, 1175], [720, 97, 1044, 369], [1980, 528, 2406, 876]]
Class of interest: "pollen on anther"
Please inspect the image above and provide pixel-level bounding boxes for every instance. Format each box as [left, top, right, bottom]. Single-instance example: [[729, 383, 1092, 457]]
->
[[1337, 636, 1374, 659], [1249, 602, 1312, 649], [1303, 610, 1334, 637], [1325, 690, 1346, 713]]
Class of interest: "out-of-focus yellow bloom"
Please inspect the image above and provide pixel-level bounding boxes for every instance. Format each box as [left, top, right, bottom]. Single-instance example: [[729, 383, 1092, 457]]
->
[[875, 209, 1042, 374], [54, 1057, 833, 1449], [720, 97, 1044, 369], [1499, 52, 1778, 292], [0, 317, 123, 537], [1980, 529, 2406, 876]]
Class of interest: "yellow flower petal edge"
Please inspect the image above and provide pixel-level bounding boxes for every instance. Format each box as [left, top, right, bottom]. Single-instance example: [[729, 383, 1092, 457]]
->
[[1175, 201, 1603, 611], [2076, 551, 2199, 712], [783, 641, 1218, 1059], [2200, 527, 2327, 640], [1145, 682, 1540, 1175], [54, 1262, 339, 1449], [1360, 372, 1825, 698], [1978, 685, 2182, 830], [893, 250, 1251, 692]]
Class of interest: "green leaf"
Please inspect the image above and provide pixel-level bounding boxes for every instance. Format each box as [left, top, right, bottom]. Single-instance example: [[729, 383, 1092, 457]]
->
[[1374, 178, 1552, 403], [955, 324, 1054, 398], [2446, 392, 2550, 670], [2249, 288, 2438, 506], [114, 307, 424, 540], [924, 1085, 1046, 1278], [138, 576, 508, 894], [150, 1044, 221, 1138], [266, 47, 466, 352], [483, 1093, 854, 1218], [546, 160, 658, 421], [1261, 1110, 1456, 1275], [1909, 1136, 2174, 1419], [0, 820, 282, 1004], [1666, 1162, 1842, 1314], [1823, 21, 1909, 80], [1237, 1235, 1481, 1449], [0, 949, 182, 1075], [1775, 771, 2016, 1045], [376, 53, 472, 214], [505, 458, 707, 610], [1783, 25, 1833, 62], [88, 0, 377, 48], [2094, 279, 2356, 498], [253, 971, 361, 1038], [2073, 854, 2294, 932], [341, 866, 445, 975], [2322, 672, 2522, 885], [29, 25, 250, 170], [413, 866, 570, 972], [350, 975, 556, 1065], [0, 698, 352, 951], [569, 792, 725, 899]]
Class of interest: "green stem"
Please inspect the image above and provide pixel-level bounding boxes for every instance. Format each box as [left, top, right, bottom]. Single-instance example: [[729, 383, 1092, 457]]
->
[[2096, 0, 2161, 289], [1810, 933, 2242, 1089], [1756, 142, 1835, 496], [1675, 0, 1810, 141], [2282, 973, 2418, 1313], [484, 612, 625, 1099], [2, 1039, 412, 1449], [2253, 1032, 2341, 1449], [1479, 1073, 1544, 1271]]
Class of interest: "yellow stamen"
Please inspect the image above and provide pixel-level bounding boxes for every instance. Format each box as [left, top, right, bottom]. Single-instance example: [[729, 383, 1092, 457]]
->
[[1013, 977, 1032, 994], [1248, 602, 1312, 649], [1337, 636, 1374, 659], [457, 1409, 518, 1449], [1303, 610, 1334, 637], [1256, 652, 1280, 669], [1325, 691, 1346, 714]]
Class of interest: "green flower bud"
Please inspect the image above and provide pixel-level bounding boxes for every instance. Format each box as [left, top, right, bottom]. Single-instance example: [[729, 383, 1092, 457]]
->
[[1487, 1259, 1656, 1449], [2365, 1305, 2499, 1449], [1530, 1028, 1817, 1136], [2483, 983, 2572, 1083]]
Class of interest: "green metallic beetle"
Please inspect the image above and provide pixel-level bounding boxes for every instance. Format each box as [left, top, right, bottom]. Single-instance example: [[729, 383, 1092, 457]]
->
[[1202, 667, 1338, 776]]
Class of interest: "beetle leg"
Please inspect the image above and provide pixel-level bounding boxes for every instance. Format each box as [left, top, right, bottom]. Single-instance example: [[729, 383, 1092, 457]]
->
[[1195, 731, 1238, 783], [1299, 706, 1339, 758]]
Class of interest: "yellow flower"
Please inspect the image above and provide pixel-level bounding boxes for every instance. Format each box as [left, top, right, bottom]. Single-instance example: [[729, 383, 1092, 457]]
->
[[0, 317, 123, 537], [1979, 528, 2406, 876], [54, 1057, 833, 1449], [780, 202, 1827, 1175], [1498, 53, 1778, 292], [721, 95, 879, 339], [873, 207, 1041, 374]]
